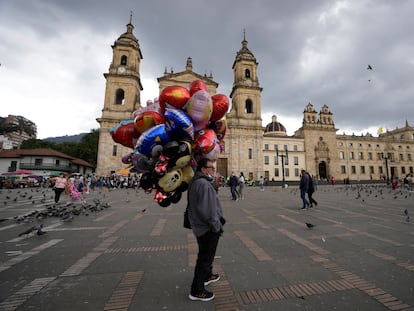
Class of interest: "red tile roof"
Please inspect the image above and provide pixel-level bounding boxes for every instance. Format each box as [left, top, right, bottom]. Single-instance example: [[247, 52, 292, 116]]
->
[[0, 148, 94, 167]]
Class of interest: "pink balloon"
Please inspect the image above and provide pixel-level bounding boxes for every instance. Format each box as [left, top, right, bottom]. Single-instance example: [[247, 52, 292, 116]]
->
[[184, 90, 212, 123]]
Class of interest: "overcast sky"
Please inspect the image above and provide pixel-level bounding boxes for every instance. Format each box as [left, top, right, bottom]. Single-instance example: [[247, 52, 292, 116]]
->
[[1, 0, 413, 139]]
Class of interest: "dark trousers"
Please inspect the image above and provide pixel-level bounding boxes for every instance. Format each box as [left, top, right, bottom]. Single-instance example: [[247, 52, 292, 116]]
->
[[300, 189, 309, 208], [191, 231, 220, 294], [230, 186, 237, 200], [308, 192, 317, 206], [54, 187, 65, 203]]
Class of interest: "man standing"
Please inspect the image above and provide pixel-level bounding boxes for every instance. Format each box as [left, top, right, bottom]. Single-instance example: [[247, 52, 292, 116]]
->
[[299, 169, 310, 209], [187, 158, 225, 301]]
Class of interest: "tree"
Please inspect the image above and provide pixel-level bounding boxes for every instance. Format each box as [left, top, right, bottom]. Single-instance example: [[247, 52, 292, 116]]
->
[[20, 129, 99, 167], [78, 129, 99, 166]]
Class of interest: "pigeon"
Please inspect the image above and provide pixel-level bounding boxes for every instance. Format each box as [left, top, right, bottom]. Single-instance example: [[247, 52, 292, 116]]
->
[[404, 209, 408, 216], [36, 224, 46, 235], [406, 215, 410, 222], [367, 64, 373, 70], [18, 226, 36, 236], [306, 222, 315, 229]]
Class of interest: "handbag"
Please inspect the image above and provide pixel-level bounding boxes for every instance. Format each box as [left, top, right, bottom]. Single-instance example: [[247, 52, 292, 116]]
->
[[183, 207, 191, 229]]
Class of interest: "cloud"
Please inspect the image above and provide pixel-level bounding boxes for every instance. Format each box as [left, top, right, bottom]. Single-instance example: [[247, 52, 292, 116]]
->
[[0, 0, 413, 139]]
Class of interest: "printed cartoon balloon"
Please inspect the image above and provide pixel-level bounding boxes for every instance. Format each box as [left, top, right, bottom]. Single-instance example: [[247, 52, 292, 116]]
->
[[164, 108, 195, 140], [189, 79, 207, 96], [210, 94, 230, 122], [194, 129, 217, 154], [159, 86, 190, 110], [169, 140, 192, 168], [136, 124, 171, 157], [140, 172, 154, 191], [170, 190, 182, 204], [157, 168, 182, 193], [184, 90, 212, 124], [133, 99, 164, 118], [163, 140, 180, 159], [130, 151, 153, 172], [134, 110, 164, 134], [158, 195, 172, 207], [204, 142, 221, 161], [209, 116, 227, 141], [110, 120, 140, 149], [179, 165, 194, 191]]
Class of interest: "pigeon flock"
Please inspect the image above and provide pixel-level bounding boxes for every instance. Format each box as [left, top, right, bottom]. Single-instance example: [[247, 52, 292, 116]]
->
[[0, 188, 111, 238]]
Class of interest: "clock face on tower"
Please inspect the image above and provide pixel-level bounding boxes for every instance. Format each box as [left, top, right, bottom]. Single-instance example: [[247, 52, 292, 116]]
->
[[118, 66, 126, 73]]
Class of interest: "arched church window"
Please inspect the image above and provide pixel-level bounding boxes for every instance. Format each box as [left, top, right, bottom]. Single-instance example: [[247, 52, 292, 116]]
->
[[245, 99, 253, 113], [115, 89, 125, 105], [121, 55, 127, 65], [245, 69, 251, 78]]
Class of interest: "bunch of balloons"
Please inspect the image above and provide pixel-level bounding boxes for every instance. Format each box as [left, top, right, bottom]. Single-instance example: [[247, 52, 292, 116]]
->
[[109, 80, 230, 207]]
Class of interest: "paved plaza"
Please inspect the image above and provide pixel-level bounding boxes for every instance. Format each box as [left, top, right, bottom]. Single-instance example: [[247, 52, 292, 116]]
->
[[0, 183, 413, 311]]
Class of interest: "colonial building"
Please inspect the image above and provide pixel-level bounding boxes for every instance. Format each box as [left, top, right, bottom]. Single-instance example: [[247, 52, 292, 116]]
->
[[0, 148, 94, 176], [96, 20, 414, 182]]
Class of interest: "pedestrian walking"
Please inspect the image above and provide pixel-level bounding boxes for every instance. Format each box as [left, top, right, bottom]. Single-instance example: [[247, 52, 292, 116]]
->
[[69, 180, 86, 204], [187, 158, 225, 301], [299, 169, 310, 209], [307, 173, 318, 207], [229, 172, 238, 201], [238, 172, 245, 199], [259, 176, 264, 192], [53, 173, 67, 204]]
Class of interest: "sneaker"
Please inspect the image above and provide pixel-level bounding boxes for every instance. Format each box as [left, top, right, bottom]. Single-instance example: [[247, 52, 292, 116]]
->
[[188, 290, 215, 301], [204, 274, 220, 286]]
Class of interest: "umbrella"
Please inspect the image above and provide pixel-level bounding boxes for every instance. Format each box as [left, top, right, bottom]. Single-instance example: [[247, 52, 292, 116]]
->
[[1, 169, 33, 175], [27, 174, 42, 178], [115, 168, 132, 175]]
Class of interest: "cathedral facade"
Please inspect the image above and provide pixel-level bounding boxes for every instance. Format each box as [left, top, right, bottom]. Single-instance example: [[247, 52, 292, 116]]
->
[[96, 21, 414, 183]]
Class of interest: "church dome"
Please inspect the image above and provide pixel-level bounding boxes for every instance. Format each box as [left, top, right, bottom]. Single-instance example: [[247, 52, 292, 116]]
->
[[264, 115, 287, 136]]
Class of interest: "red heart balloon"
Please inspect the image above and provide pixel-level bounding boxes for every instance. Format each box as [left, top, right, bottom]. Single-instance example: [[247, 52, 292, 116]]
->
[[110, 120, 140, 149], [159, 86, 190, 110], [189, 80, 207, 96], [210, 94, 230, 122]]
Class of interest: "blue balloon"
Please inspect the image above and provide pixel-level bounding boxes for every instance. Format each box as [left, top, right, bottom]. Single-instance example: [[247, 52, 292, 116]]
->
[[136, 124, 171, 157], [164, 108, 195, 141]]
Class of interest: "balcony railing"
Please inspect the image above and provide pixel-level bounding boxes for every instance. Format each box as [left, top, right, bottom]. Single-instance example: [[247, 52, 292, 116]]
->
[[18, 163, 75, 172]]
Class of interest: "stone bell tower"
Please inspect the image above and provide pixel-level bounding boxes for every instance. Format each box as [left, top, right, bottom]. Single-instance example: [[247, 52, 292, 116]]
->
[[96, 15, 143, 176], [222, 31, 264, 178]]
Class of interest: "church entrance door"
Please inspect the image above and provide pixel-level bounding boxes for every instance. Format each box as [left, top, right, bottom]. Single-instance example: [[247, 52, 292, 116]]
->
[[318, 161, 327, 180]]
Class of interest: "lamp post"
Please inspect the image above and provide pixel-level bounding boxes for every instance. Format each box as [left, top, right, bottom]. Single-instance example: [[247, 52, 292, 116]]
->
[[381, 152, 390, 185], [276, 146, 288, 188]]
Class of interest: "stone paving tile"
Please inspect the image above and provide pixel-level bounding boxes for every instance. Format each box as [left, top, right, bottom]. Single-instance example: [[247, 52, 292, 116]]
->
[[0, 185, 413, 310]]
